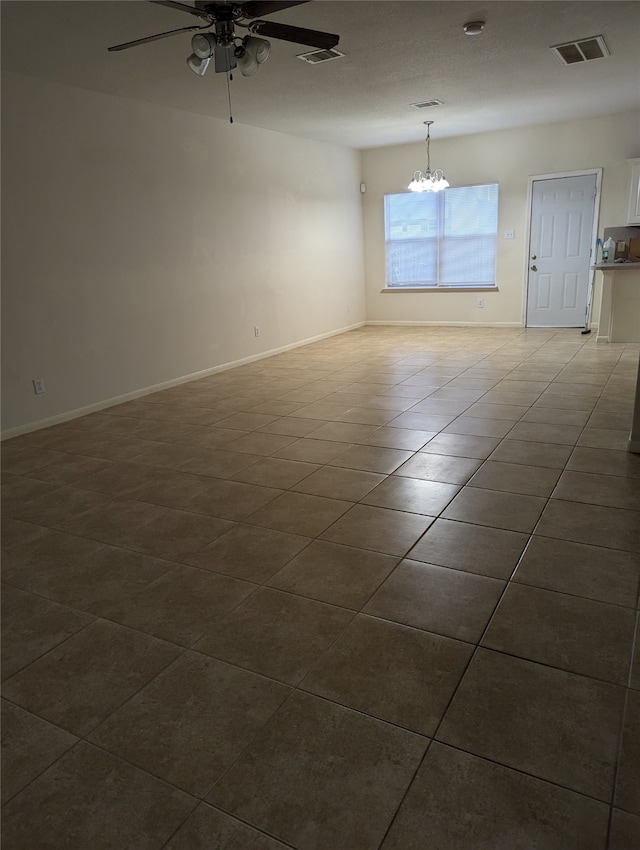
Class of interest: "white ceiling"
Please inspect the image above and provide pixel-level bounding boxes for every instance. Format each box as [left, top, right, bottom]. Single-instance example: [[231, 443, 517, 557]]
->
[[2, 1, 639, 149]]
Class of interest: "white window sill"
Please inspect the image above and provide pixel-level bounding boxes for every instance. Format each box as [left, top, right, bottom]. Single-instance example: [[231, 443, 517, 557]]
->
[[382, 286, 499, 293]]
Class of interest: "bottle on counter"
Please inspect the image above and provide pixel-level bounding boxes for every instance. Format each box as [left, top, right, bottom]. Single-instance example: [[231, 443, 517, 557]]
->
[[602, 237, 616, 263]]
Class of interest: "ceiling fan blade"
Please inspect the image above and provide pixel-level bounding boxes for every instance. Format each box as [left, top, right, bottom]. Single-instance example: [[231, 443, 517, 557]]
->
[[249, 20, 339, 49], [107, 25, 202, 52], [240, 1, 310, 19], [149, 1, 211, 20]]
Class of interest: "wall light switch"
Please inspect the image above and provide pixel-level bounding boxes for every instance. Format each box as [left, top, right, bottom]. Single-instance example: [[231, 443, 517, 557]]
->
[[504, 229, 515, 239]]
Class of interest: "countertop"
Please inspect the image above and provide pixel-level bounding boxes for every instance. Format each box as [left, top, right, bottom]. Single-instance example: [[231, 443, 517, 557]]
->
[[591, 263, 640, 270]]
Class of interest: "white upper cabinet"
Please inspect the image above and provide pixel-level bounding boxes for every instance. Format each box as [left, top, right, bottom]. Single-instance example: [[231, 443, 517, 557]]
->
[[627, 158, 640, 225]]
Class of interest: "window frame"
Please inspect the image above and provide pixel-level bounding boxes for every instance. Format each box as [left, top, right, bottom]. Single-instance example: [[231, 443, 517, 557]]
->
[[383, 182, 500, 291]]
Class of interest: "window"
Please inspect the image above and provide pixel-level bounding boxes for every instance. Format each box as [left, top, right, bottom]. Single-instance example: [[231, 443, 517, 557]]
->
[[384, 183, 499, 288]]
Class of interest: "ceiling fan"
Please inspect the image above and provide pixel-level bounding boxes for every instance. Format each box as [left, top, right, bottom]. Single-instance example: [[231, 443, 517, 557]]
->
[[108, 1, 340, 77]]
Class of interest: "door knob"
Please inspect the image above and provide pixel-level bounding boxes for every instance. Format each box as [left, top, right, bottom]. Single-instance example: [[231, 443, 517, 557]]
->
[[530, 264, 537, 271], [531, 254, 537, 260]]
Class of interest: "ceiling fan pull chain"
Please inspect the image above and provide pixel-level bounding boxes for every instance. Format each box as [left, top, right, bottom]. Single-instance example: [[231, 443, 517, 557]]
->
[[227, 70, 234, 123]]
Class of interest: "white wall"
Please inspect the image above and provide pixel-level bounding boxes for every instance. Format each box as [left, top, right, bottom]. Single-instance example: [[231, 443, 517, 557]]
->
[[1, 72, 365, 433], [362, 112, 639, 326]]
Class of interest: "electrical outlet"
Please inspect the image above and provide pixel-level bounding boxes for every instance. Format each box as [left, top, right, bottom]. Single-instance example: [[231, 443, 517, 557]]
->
[[33, 377, 46, 394], [504, 229, 515, 240], [254, 326, 260, 337], [346, 305, 351, 314], [477, 298, 484, 309]]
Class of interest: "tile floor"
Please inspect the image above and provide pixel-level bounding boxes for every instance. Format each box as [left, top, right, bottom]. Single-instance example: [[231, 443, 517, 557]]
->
[[2, 325, 640, 849]]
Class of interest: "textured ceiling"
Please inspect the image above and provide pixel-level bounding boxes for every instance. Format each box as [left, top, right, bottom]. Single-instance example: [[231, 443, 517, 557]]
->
[[2, 0, 639, 148]]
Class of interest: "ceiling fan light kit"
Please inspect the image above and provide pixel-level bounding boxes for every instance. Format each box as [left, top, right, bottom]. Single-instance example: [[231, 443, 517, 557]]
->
[[408, 121, 449, 193], [109, 1, 339, 81]]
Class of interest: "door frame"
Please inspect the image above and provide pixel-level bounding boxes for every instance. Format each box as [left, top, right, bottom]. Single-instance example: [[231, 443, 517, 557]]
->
[[522, 169, 602, 327]]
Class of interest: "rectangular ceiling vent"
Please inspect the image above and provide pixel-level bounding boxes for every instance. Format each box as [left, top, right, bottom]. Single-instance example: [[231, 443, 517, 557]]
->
[[550, 35, 610, 65], [411, 99, 444, 109], [297, 48, 344, 64]]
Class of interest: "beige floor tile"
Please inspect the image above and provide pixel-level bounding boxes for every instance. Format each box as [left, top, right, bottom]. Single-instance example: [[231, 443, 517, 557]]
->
[[420, 433, 501, 459], [207, 691, 427, 850], [1, 700, 78, 805], [361, 476, 460, 515], [3, 620, 181, 736], [214, 412, 279, 431], [166, 804, 289, 849], [554, 470, 640, 511], [185, 524, 310, 583], [506, 422, 583, 445], [13, 452, 111, 486], [407, 518, 528, 579], [463, 402, 528, 421], [577, 427, 631, 450], [444, 416, 514, 439], [89, 652, 289, 796], [536, 500, 640, 552], [320, 504, 433, 555], [388, 411, 458, 431], [7, 485, 115, 528], [468, 460, 561, 497], [274, 437, 354, 463], [358, 425, 435, 450], [221, 431, 298, 456], [182, 479, 282, 521], [291, 465, 385, 500], [364, 560, 504, 642], [394, 452, 482, 484], [178, 426, 246, 448], [589, 412, 633, 430], [615, 690, 640, 815], [4, 327, 640, 849], [610, 809, 640, 850], [520, 406, 591, 426], [0, 742, 195, 850], [488, 438, 573, 468], [408, 398, 473, 417], [257, 416, 325, 437], [267, 539, 398, 609], [101, 565, 255, 646], [247, 491, 353, 537], [1, 585, 95, 681], [176, 448, 260, 480], [301, 614, 472, 735], [482, 583, 635, 684], [513, 535, 640, 607], [568, 446, 640, 478], [442, 487, 546, 533], [328, 444, 414, 474], [230, 456, 319, 488], [195, 587, 354, 684], [381, 743, 609, 850], [437, 648, 625, 801]]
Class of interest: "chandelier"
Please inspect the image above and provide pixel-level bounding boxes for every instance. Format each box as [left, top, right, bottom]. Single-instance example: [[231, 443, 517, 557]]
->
[[408, 121, 449, 192]]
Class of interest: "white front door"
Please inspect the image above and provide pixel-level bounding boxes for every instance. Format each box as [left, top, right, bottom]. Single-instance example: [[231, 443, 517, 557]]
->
[[526, 174, 596, 327]]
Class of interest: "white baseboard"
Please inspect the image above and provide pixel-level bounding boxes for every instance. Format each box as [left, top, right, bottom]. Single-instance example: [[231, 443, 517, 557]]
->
[[1, 322, 365, 441], [365, 320, 523, 328]]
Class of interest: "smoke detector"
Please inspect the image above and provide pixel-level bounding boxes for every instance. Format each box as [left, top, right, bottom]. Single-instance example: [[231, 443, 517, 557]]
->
[[550, 35, 610, 65], [463, 21, 485, 36]]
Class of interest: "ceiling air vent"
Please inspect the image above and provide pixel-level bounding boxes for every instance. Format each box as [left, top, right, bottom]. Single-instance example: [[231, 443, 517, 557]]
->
[[297, 48, 344, 64], [411, 100, 444, 109], [550, 35, 610, 65]]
